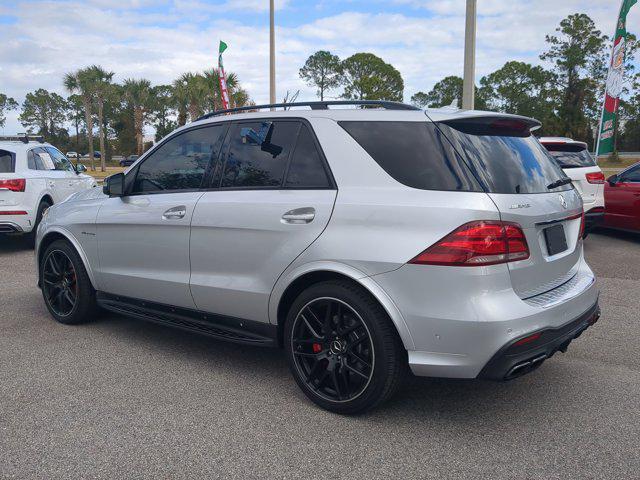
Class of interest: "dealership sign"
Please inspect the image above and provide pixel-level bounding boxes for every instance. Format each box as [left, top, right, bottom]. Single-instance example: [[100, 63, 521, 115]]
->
[[596, 0, 637, 156]]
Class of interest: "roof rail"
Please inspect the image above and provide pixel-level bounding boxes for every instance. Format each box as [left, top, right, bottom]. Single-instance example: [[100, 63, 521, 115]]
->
[[196, 100, 421, 121], [0, 134, 45, 144]]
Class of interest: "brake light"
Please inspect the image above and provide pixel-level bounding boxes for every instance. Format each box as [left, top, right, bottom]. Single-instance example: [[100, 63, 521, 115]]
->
[[409, 221, 530, 267], [0, 178, 26, 192], [585, 172, 605, 184], [0, 210, 28, 215]]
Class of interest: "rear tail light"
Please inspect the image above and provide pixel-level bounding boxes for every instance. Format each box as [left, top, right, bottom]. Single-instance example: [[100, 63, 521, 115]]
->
[[0, 178, 26, 192], [585, 172, 605, 184], [408, 221, 530, 267], [0, 210, 28, 215]]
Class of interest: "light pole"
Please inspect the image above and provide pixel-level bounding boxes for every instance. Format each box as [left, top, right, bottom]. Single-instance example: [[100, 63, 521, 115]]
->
[[269, 0, 276, 105], [462, 0, 477, 110]]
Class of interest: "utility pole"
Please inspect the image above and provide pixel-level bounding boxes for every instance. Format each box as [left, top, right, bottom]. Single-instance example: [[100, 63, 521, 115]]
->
[[462, 0, 477, 110], [269, 0, 276, 105]]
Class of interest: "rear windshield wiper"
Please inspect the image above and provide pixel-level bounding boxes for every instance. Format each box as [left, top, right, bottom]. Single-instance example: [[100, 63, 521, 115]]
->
[[547, 178, 573, 190]]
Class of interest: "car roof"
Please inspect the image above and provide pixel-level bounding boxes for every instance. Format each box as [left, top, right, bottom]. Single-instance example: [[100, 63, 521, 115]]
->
[[0, 140, 53, 153], [187, 106, 539, 129]]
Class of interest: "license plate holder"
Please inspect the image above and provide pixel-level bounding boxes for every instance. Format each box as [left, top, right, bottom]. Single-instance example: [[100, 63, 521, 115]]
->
[[544, 224, 568, 256]]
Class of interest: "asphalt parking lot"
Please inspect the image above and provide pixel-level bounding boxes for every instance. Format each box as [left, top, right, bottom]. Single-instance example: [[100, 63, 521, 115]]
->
[[1, 231, 639, 479]]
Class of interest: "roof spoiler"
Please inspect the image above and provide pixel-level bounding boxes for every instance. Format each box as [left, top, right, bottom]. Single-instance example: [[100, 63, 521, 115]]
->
[[439, 115, 541, 138]]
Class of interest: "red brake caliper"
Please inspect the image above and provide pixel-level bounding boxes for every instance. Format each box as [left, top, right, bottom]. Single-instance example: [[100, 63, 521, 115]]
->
[[312, 343, 322, 353]]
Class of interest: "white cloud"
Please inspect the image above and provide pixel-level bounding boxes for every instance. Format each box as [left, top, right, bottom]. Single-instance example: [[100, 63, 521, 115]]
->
[[0, 0, 638, 134]]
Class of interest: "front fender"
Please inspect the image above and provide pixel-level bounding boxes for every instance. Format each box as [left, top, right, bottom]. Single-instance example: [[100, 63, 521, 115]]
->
[[36, 225, 99, 290], [268, 260, 415, 351]]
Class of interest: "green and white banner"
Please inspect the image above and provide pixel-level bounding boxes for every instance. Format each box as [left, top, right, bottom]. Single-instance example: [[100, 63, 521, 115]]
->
[[596, 0, 637, 156]]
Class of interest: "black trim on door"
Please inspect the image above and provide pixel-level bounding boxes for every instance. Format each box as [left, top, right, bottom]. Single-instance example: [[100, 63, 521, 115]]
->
[[96, 292, 278, 347]]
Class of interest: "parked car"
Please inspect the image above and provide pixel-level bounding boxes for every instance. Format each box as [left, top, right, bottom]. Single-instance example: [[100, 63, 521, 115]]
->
[[35, 102, 600, 413], [540, 137, 605, 236], [603, 162, 640, 232], [0, 135, 96, 244], [66, 151, 80, 159], [120, 155, 139, 167]]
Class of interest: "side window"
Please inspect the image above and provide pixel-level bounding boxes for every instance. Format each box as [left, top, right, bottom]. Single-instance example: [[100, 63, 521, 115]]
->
[[46, 147, 75, 172], [285, 124, 331, 188], [221, 121, 298, 188], [622, 165, 640, 182], [27, 150, 37, 170], [0, 150, 15, 173], [31, 148, 55, 171], [132, 125, 225, 194]]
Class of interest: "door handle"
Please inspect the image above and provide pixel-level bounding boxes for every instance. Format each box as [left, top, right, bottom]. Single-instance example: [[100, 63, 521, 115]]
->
[[282, 207, 315, 224], [162, 206, 187, 220]]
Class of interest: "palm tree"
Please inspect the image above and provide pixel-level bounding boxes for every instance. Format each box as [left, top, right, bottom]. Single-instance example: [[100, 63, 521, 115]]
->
[[123, 79, 152, 155], [171, 79, 189, 126], [64, 68, 96, 170], [175, 72, 208, 122], [87, 65, 115, 172]]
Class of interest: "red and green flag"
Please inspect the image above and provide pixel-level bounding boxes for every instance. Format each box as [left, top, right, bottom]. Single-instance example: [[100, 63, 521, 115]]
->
[[218, 40, 230, 110], [596, 0, 637, 157]]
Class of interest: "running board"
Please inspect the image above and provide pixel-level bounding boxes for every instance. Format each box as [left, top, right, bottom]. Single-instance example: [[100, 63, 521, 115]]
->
[[96, 292, 277, 347]]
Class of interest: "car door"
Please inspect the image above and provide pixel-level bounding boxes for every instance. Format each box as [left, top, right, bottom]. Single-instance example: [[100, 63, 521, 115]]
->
[[190, 120, 337, 323], [95, 123, 227, 309], [46, 146, 80, 200], [605, 165, 640, 231]]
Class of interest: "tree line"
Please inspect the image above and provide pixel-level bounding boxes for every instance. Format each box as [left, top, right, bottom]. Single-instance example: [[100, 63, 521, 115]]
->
[[1, 12, 638, 167], [299, 13, 639, 153], [0, 66, 252, 171]]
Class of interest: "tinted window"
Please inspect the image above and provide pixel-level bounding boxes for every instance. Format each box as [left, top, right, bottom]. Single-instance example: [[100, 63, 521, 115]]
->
[[0, 150, 14, 173], [339, 121, 481, 192], [133, 125, 225, 193], [285, 124, 331, 188], [543, 144, 596, 169], [438, 123, 571, 194], [222, 121, 298, 188], [622, 165, 640, 182], [46, 147, 75, 171]]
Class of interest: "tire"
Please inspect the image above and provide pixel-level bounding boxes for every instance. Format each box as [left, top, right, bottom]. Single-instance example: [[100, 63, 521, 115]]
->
[[40, 239, 98, 325], [25, 200, 50, 248], [284, 280, 407, 414]]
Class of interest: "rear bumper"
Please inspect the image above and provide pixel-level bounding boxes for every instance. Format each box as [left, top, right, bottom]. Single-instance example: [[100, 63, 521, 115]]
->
[[370, 252, 599, 379], [477, 301, 600, 380], [0, 211, 33, 233], [0, 221, 24, 234]]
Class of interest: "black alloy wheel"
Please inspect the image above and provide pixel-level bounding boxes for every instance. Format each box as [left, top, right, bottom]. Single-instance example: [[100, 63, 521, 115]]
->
[[285, 280, 406, 414], [40, 239, 98, 325], [42, 249, 78, 317], [291, 297, 375, 403]]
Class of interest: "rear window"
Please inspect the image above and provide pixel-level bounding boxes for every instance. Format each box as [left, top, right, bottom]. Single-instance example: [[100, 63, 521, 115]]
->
[[339, 121, 481, 192], [0, 150, 15, 173], [438, 121, 571, 194], [543, 144, 596, 169]]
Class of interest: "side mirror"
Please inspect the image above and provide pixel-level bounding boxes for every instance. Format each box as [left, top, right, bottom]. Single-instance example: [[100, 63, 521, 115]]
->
[[607, 174, 619, 186], [103, 172, 125, 197], [76, 163, 87, 173]]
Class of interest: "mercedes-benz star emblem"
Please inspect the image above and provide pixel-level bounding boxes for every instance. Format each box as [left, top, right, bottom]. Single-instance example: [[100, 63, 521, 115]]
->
[[559, 194, 567, 209]]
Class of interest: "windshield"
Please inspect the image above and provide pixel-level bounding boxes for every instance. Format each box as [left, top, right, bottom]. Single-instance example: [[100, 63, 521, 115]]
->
[[438, 123, 571, 194], [543, 144, 596, 169]]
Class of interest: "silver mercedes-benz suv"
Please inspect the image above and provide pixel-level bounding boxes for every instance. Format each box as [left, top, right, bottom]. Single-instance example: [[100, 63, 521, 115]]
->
[[36, 101, 600, 414]]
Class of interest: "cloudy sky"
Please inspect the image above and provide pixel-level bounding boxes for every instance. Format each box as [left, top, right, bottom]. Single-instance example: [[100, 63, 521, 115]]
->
[[1, 0, 638, 134]]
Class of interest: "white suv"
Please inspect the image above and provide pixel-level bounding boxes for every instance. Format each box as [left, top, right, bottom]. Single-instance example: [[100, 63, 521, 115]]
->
[[35, 102, 599, 413], [540, 137, 605, 235], [0, 136, 96, 243]]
